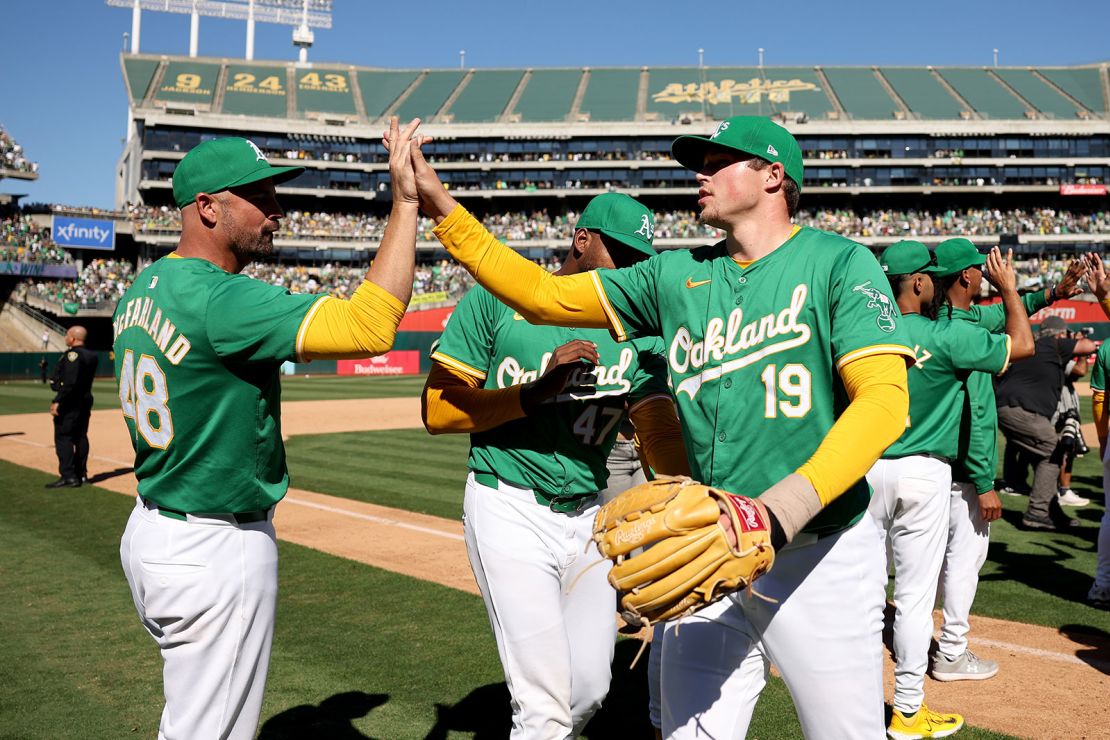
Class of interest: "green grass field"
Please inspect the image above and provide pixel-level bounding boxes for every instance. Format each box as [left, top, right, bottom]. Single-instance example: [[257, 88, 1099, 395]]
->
[[1, 458, 1021, 739], [0, 374, 428, 416]]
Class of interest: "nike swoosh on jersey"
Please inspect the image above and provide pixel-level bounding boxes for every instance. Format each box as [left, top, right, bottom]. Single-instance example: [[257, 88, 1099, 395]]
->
[[685, 278, 712, 289]]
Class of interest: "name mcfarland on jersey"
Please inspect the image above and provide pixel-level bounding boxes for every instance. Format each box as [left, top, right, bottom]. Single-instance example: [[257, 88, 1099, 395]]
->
[[112, 295, 193, 366]]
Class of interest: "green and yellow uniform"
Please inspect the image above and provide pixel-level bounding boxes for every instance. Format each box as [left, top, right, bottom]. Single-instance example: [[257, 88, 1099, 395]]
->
[[938, 293, 1047, 492], [432, 284, 671, 504], [595, 227, 913, 534], [112, 256, 322, 514], [886, 314, 1011, 459]]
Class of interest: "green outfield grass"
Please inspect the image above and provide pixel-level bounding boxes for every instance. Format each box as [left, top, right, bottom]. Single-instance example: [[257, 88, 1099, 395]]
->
[[288, 427, 1108, 633], [0, 460, 1019, 738], [279, 374, 428, 402], [0, 374, 427, 417], [0, 378, 120, 415]]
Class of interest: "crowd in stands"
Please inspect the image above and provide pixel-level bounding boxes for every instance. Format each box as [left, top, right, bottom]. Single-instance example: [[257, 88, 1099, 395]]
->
[[21, 259, 133, 309], [1, 215, 71, 264], [0, 126, 37, 175], [126, 205, 1110, 242]]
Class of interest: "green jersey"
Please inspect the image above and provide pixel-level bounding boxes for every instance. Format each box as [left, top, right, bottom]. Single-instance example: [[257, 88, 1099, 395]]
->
[[432, 284, 671, 499], [885, 314, 1010, 460], [597, 227, 913, 535], [938, 292, 1047, 493], [1091, 341, 1109, 392], [112, 256, 322, 513]]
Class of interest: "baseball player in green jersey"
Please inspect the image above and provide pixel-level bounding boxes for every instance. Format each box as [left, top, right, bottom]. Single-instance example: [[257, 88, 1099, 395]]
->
[[423, 193, 688, 738], [115, 119, 424, 740], [390, 115, 915, 738], [930, 239, 1088, 681], [868, 241, 1033, 738], [1078, 253, 1110, 608]]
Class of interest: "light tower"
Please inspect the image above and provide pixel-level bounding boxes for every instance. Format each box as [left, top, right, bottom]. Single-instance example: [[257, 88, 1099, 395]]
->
[[106, 0, 333, 61]]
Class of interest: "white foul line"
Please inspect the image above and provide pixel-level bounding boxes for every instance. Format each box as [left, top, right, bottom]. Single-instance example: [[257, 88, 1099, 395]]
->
[[974, 637, 1110, 671], [281, 495, 465, 542], [2, 436, 134, 467]]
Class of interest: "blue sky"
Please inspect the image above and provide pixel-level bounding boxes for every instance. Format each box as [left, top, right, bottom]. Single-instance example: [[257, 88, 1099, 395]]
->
[[2, 0, 1108, 209]]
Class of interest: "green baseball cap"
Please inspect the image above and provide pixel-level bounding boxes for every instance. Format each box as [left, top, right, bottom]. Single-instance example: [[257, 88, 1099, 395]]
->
[[172, 137, 304, 209], [879, 240, 940, 276], [575, 193, 657, 258], [671, 116, 804, 191], [933, 238, 986, 277]]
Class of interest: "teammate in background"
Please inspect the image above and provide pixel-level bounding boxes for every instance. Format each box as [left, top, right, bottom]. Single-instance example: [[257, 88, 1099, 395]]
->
[[931, 239, 1088, 681], [422, 193, 689, 738], [114, 119, 423, 740], [1079, 252, 1110, 608], [868, 241, 1033, 738], [395, 116, 914, 738], [45, 325, 97, 488]]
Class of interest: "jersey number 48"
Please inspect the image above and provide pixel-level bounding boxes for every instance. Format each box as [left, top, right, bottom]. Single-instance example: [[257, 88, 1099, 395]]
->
[[118, 349, 174, 449]]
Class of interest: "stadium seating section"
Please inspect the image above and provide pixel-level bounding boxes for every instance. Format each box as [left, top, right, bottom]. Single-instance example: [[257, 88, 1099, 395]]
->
[[121, 55, 1110, 123]]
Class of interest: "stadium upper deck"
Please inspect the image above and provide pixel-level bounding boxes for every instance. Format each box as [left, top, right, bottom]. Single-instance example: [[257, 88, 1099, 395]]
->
[[121, 54, 1109, 126], [116, 53, 1110, 257]]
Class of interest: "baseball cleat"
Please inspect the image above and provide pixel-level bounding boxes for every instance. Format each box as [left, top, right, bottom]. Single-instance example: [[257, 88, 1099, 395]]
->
[[1088, 584, 1110, 609], [888, 705, 964, 739], [930, 649, 998, 681]]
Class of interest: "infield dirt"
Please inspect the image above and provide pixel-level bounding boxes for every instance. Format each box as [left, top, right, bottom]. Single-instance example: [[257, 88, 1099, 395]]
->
[[2, 398, 1107, 740]]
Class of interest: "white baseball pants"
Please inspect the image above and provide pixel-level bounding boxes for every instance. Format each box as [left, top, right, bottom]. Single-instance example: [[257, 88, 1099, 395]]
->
[[866, 456, 952, 714], [937, 481, 991, 659], [660, 514, 887, 739], [120, 497, 278, 740], [462, 472, 616, 739]]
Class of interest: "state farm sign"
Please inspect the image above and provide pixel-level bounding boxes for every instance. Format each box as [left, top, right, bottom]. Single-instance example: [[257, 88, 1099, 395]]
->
[[338, 351, 421, 376]]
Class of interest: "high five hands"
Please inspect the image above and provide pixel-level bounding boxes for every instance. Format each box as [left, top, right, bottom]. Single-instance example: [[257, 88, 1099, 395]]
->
[[382, 117, 457, 221]]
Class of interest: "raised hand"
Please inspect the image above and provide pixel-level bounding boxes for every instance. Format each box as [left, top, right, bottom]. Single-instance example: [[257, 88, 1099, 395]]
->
[[1084, 252, 1109, 301], [1055, 254, 1090, 299], [383, 117, 421, 206], [984, 246, 1017, 294], [408, 134, 457, 222]]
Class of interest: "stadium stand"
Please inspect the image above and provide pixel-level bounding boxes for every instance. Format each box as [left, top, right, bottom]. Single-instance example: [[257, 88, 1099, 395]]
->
[[449, 70, 524, 123], [937, 68, 1030, 119], [394, 71, 466, 122], [295, 68, 358, 116], [154, 61, 220, 107], [0, 125, 38, 179], [513, 69, 582, 122], [1038, 68, 1106, 113], [357, 70, 421, 119], [578, 69, 640, 121], [993, 69, 1083, 119], [879, 68, 967, 119], [821, 68, 902, 120], [224, 63, 289, 118]]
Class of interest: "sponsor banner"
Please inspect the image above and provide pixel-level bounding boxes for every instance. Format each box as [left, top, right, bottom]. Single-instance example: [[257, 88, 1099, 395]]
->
[[398, 306, 454, 332], [338, 350, 421, 376], [51, 215, 116, 250], [410, 291, 449, 307], [980, 298, 1108, 324], [0, 262, 78, 278], [1059, 184, 1108, 196]]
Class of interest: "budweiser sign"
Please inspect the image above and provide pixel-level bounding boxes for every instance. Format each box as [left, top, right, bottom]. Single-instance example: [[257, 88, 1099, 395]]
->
[[1059, 184, 1108, 196], [338, 351, 421, 376]]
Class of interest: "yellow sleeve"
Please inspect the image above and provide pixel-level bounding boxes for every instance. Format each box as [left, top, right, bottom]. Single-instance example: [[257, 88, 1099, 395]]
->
[[795, 353, 909, 506], [299, 280, 406, 361], [421, 361, 526, 435], [433, 205, 610, 328], [1093, 390, 1108, 444], [628, 395, 691, 477], [1100, 298, 1110, 320]]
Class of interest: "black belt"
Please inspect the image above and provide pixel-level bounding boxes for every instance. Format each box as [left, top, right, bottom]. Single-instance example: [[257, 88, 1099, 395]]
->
[[142, 498, 270, 524]]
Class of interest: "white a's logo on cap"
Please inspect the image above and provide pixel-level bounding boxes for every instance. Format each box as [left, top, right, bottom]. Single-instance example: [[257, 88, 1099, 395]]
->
[[710, 121, 730, 140], [767, 144, 779, 156], [245, 139, 267, 163], [635, 213, 654, 240]]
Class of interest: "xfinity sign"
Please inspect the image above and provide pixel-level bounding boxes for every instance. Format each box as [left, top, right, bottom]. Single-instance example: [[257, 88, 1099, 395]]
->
[[51, 216, 115, 251]]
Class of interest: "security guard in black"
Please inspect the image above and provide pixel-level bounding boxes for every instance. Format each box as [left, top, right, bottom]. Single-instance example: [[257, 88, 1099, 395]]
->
[[47, 326, 98, 488]]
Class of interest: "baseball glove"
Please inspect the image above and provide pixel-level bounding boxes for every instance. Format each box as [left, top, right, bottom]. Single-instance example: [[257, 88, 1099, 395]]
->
[[592, 476, 775, 626]]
